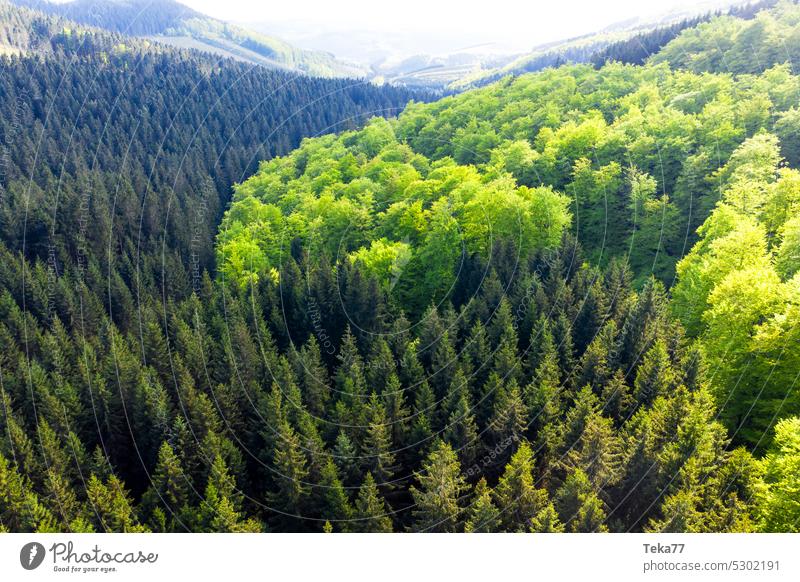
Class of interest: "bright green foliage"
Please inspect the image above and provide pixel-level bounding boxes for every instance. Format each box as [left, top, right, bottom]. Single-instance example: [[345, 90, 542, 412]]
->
[[218, 117, 570, 309], [464, 478, 501, 533], [672, 135, 800, 446], [759, 417, 800, 532], [221, 51, 800, 290], [529, 503, 565, 533], [652, 1, 800, 74], [776, 215, 800, 278], [350, 239, 413, 292]]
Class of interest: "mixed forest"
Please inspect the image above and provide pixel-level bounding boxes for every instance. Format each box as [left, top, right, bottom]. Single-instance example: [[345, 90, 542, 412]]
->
[[1, 0, 799, 533]]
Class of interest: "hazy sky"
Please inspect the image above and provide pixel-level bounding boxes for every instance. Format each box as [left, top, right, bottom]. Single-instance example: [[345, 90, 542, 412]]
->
[[180, 0, 737, 52]]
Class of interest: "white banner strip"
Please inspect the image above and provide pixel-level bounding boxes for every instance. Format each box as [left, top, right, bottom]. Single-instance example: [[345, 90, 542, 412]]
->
[[1, 533, 797, 581]]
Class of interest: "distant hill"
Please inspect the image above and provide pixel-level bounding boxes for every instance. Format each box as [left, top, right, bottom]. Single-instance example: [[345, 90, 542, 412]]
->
[[10, 0, 368, 77], [592, 0, 778, 66], [447, 31, 630, 91], [447, 0, 765, 91], [650, 0, 800, 73]]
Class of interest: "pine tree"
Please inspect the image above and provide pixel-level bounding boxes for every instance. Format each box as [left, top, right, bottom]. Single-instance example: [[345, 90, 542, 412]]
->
[[0, 453, 57, 532], [85, 473, 148, 532], [492, 309, 522, 385], [564, 412, 622, 489], [382, 373, 410, 447], [552, 313, 576, 384], [600, 369, 636, 426], [295, 410, 327, 484], [197, 454, 261, 532], [526, 317, 560, 388], [430, 331, 457, 400], [465, 320, 492, 391], [573, 278, 610, 353], [335, 327, 368, 431], [408, 342, 438, 450], [561, 386, 601, 456], [619, 278, 670, 372], [646, 489, 704, 533], [298, 336, 331, 418], [488, 297, 516, 347], [366, 337, 397, 391], [576, 320, 619, 390]]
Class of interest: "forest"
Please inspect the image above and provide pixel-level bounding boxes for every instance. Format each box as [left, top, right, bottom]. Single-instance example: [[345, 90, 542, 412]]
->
[[0, 0, 799, 533]]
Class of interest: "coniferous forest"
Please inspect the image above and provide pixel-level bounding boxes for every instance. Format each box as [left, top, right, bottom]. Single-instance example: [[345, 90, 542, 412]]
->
[[1, 0, 800, 535]]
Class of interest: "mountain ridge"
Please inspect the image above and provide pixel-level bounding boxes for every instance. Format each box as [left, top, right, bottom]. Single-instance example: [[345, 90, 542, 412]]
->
[[9, 0, 369, 76]]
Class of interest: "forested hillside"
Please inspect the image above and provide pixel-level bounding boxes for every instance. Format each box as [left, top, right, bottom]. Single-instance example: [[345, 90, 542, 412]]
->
[[223, 58, 800, 284], [592, 0, 778, 67], [0, 1, 418, 282], [1, 0, 799, 534], [10, 0, 367, 76], [651, 0, 800, 72], [453, 0, 782, 91]]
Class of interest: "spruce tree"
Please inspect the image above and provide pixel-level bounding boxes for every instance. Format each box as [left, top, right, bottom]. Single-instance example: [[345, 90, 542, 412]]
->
[[333, 430, 360, 488], [529, 502, 565, 532], [298, 336, 331, 418], [488, 379, 528, 457], [352, 472, 393, 533], [464, 478, 501, 532], [316, 459, 353, 532], [140, 441, 191, 531], [556, 468, 609, 533], [493, 441, 548, 532], [444, 392, 481, 470], [362, 393, 398, 488], [268, 420, 310, 528], [410, 441, 467, 532]]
